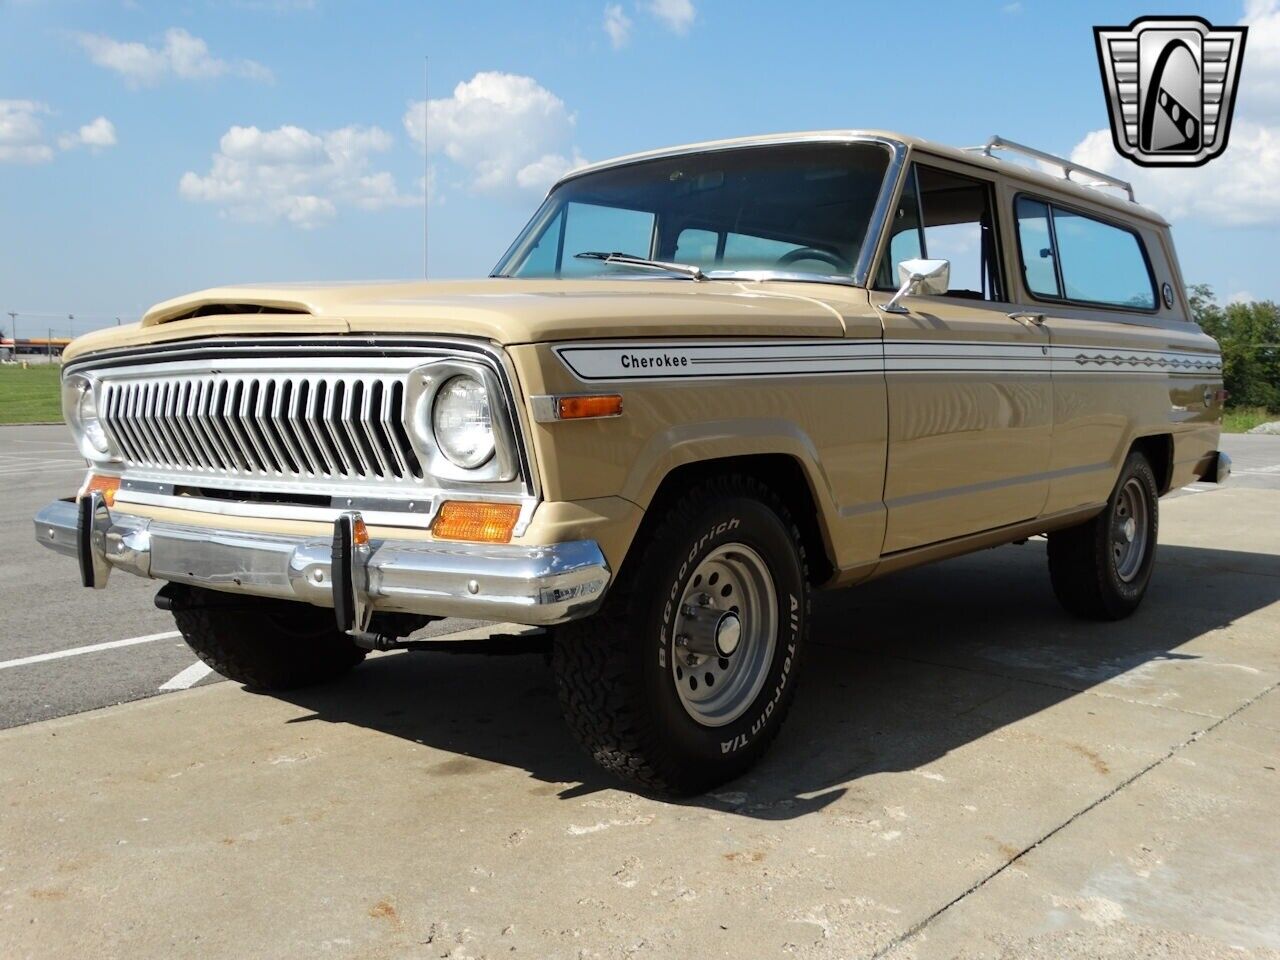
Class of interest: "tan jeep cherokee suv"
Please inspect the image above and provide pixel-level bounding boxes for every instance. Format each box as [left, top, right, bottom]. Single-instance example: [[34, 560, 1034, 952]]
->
[[35, 131, 1229, 795]]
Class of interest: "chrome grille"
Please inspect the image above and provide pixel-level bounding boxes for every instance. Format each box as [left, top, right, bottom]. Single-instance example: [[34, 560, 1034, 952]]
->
[[101, 372, 423, 483]]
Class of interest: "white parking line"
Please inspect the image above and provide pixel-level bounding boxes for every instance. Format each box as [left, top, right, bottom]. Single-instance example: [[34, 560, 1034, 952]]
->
[[159, 660, 214, 690], [0, 631, 183, 671]]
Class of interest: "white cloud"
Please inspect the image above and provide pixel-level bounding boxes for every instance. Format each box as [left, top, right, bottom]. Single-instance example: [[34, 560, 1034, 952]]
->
[[1002, 1, 1023, 13], [0, 100, 54, 164], [179, 123, 418, 227], [1069, 123, 1280, 226], [644, 0, 695, 34], [1240, 0, 1280, 119], [403, 71, 584, 194], [58, 117, 117, 152], [76, 28, 273, 87], [603, 3, 632, 48], [1065, 1, 1280, 227], [1227, 289, 1256, 303]]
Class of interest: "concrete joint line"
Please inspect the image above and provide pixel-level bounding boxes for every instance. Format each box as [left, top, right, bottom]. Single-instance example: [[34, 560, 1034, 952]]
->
[[869, 677, 1280, 959]]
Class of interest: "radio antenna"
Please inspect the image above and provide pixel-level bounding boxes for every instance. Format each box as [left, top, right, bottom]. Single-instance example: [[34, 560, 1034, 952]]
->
[[430, 54, 435, 277]]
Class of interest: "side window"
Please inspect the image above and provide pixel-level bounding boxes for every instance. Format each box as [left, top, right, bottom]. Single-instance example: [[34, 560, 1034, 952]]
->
[[875, 163, 1004, 301], [673, 227, 718, 264], [1014, 197, 1060, 298], [1052, 209, 1156, 309], [915, 165, 1004, 301], [875, 166, 924, 289], [559, 202, 656, 277], [1013, 197, 1157, 310]]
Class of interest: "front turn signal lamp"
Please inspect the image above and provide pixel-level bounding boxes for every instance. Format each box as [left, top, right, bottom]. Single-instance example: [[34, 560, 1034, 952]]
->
[[557, 394, 623, 420], [80, 473, 120, 507], [431, 501, 521, 543]]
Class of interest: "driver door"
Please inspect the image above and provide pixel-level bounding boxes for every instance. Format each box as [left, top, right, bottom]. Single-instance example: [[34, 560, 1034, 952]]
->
[[874, 158, 1053, 553]]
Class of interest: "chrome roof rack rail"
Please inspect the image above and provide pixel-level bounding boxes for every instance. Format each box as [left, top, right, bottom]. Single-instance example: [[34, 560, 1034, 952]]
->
[[964, 135, 1136, 202]]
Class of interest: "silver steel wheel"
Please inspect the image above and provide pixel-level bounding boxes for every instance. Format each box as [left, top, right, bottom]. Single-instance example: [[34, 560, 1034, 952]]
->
[[1111, 477, 1150, 583], [671, 542, 777, 727]]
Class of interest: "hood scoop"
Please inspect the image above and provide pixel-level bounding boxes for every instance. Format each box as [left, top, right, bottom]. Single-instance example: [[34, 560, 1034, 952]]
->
[[143, 299, 313, 327]]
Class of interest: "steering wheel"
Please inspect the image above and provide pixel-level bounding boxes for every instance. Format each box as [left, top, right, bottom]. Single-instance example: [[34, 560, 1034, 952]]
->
[[776, 247, 851, 272]]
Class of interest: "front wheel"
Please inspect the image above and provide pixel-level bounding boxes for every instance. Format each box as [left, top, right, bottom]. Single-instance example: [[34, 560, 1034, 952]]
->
[[1047, 450, 1160, 620], [552, 475, 811, 796], [171, 587, 367, 690]]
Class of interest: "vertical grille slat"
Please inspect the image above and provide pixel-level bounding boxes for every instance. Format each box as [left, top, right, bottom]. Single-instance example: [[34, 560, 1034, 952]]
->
[[96, 365, 441, 489]]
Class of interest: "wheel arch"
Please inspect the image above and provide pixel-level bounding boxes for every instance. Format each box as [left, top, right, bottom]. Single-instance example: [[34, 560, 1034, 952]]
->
[[1130, 432, 1174, 495], [634, 452, 837, 587]]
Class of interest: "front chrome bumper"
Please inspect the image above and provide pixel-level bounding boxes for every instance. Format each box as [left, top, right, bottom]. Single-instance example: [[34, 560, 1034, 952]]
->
[[33, 498, 610, 626]]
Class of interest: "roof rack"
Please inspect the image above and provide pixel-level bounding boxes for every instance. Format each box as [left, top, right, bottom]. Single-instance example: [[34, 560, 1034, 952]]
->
[[964, 135, 1135, 202]]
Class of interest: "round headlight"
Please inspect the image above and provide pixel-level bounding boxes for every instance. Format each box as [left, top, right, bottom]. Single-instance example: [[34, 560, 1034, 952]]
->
[[432, 376, 495, 468], [76, 381, 110, 455]]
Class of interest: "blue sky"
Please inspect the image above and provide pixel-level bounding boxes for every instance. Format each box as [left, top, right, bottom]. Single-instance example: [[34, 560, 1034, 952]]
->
[[2, 0, 1277, 338]]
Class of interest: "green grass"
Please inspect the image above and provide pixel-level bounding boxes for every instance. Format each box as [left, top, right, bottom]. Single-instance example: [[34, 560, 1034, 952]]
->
[[0, 364, 64, 425], [1222, 406, 1279, 434]]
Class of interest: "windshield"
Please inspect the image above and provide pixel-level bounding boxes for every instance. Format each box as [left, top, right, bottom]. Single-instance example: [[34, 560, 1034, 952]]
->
[[493, 142, 891, 282]]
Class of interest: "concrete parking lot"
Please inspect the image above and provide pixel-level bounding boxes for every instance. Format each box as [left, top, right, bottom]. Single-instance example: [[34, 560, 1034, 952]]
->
[[1, 424, 1277, 958]]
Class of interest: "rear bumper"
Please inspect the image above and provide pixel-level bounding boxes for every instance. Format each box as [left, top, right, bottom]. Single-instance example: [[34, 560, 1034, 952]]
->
[[33, 498, 610, 626]]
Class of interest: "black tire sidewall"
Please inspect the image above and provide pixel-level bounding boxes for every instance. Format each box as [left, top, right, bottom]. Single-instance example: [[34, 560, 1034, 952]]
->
[[633, 493, 807, 778]]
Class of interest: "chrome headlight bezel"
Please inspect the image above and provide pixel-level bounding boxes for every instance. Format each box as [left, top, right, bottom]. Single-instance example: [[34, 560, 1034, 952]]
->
[[61, 372, 119, 464], [404, 360, 520, 483]]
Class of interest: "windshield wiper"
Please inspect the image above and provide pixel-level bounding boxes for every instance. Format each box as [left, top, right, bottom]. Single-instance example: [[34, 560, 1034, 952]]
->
[[574, 251, 707, 281]]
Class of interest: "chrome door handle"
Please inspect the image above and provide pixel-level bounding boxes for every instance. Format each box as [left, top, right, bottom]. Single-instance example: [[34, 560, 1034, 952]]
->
[[1007, 311, 1045, 325]]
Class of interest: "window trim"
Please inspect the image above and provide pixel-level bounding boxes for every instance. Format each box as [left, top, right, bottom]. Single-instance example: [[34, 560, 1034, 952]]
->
[[1012, 192, 1159, 314]]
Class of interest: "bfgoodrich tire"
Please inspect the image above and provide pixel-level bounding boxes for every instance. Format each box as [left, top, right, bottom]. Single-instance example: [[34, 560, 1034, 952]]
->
[[1048, 450, 1160, 621], [552, 475, 811, 796], [171, 587, 366, 690]]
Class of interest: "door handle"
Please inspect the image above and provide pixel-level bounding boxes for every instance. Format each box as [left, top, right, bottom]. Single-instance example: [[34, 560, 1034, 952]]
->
[[1007, 311, 1045, 325]]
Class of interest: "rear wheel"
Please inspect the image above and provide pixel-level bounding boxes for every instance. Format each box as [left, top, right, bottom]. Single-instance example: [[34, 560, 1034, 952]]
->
[[171, 587, 366, 690], [1048, 450, 1160, 620], [552, 475, 810, 796]]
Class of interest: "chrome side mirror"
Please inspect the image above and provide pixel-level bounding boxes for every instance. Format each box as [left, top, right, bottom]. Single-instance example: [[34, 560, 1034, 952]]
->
[[881, 258, 950, 314]]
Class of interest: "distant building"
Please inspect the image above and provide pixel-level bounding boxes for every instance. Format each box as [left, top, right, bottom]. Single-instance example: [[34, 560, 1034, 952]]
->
[[0, 337, 71, 358]]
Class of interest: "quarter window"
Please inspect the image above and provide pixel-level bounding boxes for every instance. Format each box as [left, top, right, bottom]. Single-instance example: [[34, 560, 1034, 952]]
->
[[1014, 196, 1156, 310], [1014, 198, 1059, 298]]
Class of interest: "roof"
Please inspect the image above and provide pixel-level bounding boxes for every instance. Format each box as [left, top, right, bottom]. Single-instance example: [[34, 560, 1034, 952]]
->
[[555, 129, 1168, 227]]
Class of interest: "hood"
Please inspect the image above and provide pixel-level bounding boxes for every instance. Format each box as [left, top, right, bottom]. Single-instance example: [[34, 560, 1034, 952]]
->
[[64, 278, 865, 363]]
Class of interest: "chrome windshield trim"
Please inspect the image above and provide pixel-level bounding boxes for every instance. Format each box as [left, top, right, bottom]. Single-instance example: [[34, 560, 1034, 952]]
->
[[852, 138, 909, 287]]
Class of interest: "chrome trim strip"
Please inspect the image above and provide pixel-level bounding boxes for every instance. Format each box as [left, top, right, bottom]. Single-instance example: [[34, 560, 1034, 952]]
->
[[33, 499, 608, 626]]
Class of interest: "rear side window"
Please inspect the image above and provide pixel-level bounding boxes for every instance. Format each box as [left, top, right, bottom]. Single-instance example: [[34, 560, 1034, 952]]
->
[[1014, 195, 1156, 310]]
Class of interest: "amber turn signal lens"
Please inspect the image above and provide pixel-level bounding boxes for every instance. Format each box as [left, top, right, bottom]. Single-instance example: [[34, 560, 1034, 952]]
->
[[352, 517, 370, 546], [431, 501, 521, 543], [82, 473, 119, 507], [558, 394, 623, 420]]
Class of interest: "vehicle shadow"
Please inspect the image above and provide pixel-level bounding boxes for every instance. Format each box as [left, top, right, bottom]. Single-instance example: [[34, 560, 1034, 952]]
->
[[271, 539, 1280, 821]]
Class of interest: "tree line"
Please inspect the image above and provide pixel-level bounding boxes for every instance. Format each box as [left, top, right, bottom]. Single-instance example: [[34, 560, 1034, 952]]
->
[[1188, 285, 1280, 411]]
